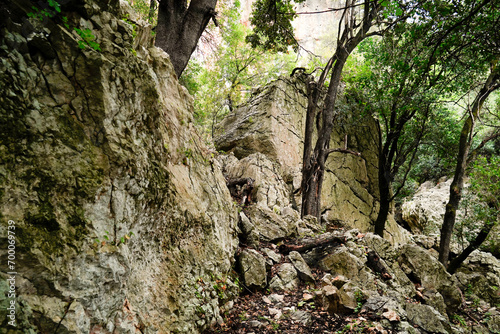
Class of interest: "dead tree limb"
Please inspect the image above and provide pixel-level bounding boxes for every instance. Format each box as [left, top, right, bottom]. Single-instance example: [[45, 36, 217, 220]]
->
[[279, 234, 346, 255]]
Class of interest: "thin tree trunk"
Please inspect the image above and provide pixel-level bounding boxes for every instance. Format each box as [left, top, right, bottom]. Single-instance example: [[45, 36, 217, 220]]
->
[[447, 219, 495, 274], [301, 50, 348, 219], [301, 81, 321, 218], [300, 0, 380, 219], [439, 66, 500, 267]]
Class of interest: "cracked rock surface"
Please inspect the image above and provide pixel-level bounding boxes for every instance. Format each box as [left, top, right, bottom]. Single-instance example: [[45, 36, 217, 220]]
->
[[0, 1, 238, 332], [214, 77, 408, 245]]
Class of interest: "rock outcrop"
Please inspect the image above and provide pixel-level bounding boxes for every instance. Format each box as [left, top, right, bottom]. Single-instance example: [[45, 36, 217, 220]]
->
[[401, 178, 500, 257], [217, 222, 500, 333], [0, 1, 238, 332], [215, 76, 408, 245], [401, 178, 453, 235]]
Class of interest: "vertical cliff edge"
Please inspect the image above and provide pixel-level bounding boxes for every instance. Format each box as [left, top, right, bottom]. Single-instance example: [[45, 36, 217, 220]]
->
[[0, 0, 239, 332]]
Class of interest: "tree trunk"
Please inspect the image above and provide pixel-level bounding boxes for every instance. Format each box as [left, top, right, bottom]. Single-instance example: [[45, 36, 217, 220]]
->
[[375, 164, 391, 236], [301, 50, 348, 219], [155, 0, 217, 78], [301, 81, 322, 218], [374, 120, 392, 236], [447, 219, 495, 274], [300, 0, 380, 219], [438, 66, 500, 267]]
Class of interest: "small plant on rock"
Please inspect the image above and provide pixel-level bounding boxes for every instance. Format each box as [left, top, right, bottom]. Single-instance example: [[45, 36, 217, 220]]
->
[[452, 314, 467, 327], [74, 28, 101, 51], [354, 290, 364, 313]]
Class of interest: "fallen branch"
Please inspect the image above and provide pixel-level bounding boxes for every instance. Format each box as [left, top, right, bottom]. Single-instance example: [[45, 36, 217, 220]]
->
[[326, 148, 361, 157], [279, 234, 346, 255]]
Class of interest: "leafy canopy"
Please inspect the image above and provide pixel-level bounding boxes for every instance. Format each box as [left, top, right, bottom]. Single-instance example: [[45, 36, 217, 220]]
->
[[246, 0, 305, 52]]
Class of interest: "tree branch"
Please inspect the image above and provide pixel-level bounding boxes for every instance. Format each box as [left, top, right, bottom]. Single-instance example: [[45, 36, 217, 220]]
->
[[325, 148, 361, 157], [467, 131, 500, 165]]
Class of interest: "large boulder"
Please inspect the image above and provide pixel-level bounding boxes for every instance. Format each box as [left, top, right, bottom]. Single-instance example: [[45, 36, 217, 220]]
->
[[401, 178, 500, 257], [0, 2, 238, 332], [401, 178, 452, 235], [362, 296, 407, 321], [214, 79, 307, 188], [219, 153, 291, 210], [215, 78, 408, 245], [321, 113, 380, 232], [405, 303, 452, 334], [398, 244, 462, 313], [453, 250, 500, 307], [219, 153, 299, 242], [269, 263, 299, 291], [288, 251, 315, 282], [238, 249, 267, 289]]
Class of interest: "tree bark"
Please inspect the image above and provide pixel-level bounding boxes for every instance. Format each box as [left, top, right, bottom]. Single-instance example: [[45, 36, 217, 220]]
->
[[447, 219, 495, 274], [375, 155, 391, 236], [300, 80, 321, 218], [155, 0, 217, 78], [438, 66, 500, 267], [300, 0, 380, 219], [301, 50, 348, 219], [279, 234, 346, 255]]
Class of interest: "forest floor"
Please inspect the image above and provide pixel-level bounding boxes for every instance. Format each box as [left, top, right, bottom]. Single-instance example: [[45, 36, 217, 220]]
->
[[203, 282, 355, 333], [203, 281, 490, 334], [202, 234, 493, 334]]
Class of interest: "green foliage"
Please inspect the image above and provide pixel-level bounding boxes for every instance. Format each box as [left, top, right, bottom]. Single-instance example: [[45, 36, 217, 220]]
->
[[347, 3, 500, 207], [127, 0, 158, 26], [122, 17, 138, 40], [27, 0, 102, 52], [345, 33, 455, 202], [452, 314, 467, 327], [380, 0, 403, 17], [238, 312, 248, 321], [181, 0, 297, 140], [354, 290, 364, 313], [27, 0, 61, 21], [212, 274, 228, 300], [74, 28, 101, 51], [457, 155, 500, 248], [246, 0, 304, 52]]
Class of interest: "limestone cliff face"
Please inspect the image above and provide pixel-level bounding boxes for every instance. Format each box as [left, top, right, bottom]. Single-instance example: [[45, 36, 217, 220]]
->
[[0, 1, 238, 333], [214, 77, 408, 244]]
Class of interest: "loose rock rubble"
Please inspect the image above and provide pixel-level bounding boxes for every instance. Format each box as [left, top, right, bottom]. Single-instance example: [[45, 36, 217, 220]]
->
[[199, 147, 500, 334], [204, 203, 500, 333]]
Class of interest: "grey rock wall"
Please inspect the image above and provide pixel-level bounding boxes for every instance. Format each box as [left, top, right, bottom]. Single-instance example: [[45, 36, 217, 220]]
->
[[0, 1, 238, 333], [214, 77, 408, 245]]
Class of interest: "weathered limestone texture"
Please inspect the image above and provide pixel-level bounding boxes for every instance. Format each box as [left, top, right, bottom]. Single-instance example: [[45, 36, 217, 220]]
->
[[215, 77, 407, 244], [0, 1, 238, 333], [215, 79, 307, 188], [401, 178, 500, 256]]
